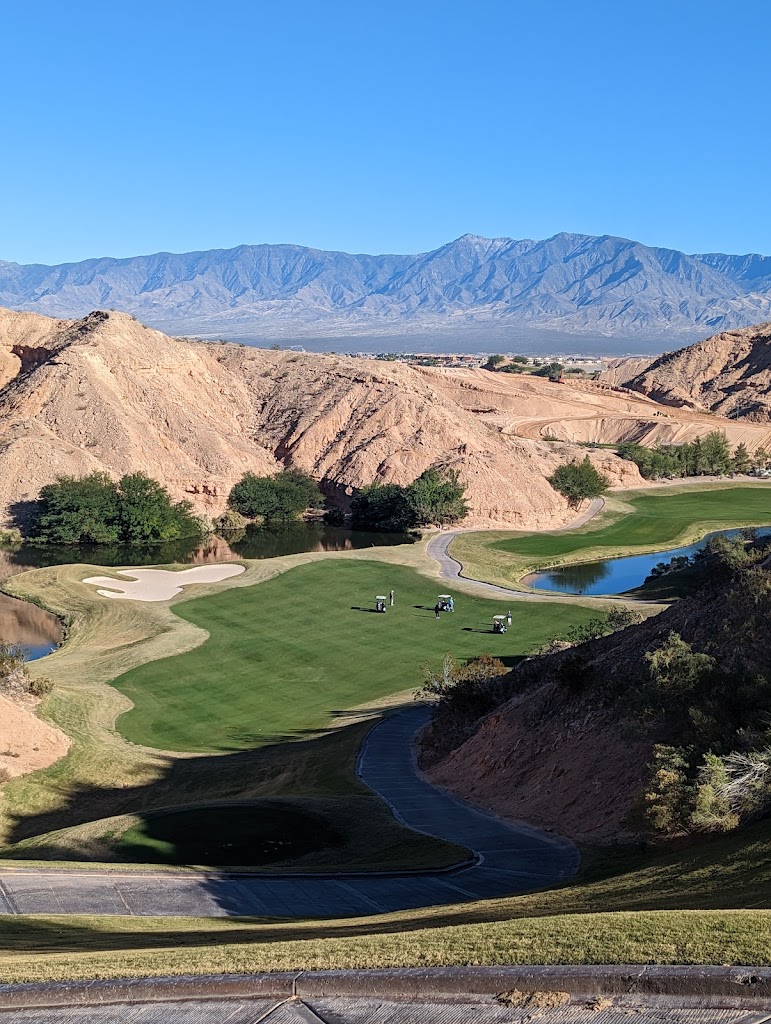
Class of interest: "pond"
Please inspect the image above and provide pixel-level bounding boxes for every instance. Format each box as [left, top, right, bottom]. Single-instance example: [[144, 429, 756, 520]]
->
[[0, 523, 414, 660], [522, 527, 771, 597]]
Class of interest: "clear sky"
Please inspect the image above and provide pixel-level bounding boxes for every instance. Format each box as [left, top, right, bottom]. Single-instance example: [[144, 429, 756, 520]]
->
[[2, 0, 769, 264]]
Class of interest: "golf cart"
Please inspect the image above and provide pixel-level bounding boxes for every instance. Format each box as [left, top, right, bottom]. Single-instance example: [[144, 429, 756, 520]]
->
[[438, 594, 454, 612], [375, 595, 387, 613], [492, 614, 508, 634]]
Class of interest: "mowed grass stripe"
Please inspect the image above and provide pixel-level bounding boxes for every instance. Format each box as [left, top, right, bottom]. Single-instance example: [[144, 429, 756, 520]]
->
[[112, 561, 597, 753]]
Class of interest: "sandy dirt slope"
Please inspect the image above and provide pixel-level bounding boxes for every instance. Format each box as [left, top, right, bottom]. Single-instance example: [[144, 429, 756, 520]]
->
[[0, 693, 70, 780], [426, 679, 650, 844], [602, 322, 771, 421]]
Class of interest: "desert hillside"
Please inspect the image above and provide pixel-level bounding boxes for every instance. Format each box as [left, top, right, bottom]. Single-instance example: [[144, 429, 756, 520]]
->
[[0, 306, 629, 530], [2, 306, 771, 531], [601, 323, 771, 420], [424, 559, 771, 844]]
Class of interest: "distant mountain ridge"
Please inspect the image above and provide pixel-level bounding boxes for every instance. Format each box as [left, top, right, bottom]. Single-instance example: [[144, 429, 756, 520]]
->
[[2, 232, 771, 351]]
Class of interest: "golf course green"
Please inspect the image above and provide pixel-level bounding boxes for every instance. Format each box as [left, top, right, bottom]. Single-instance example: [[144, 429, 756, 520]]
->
[[112, 560, 598, 753]]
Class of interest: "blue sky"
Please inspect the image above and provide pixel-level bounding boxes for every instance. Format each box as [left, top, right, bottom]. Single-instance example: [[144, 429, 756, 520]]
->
[[2, 0, 769, 264]]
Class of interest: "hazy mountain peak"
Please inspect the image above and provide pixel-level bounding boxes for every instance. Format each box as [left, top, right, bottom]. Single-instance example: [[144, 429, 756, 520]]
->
[[1, 233, 770, 352]]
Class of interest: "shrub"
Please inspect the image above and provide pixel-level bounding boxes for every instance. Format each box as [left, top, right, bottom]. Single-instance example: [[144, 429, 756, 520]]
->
[[216, 508, 249, 533], [228, 469, 323, 522], [27, 676, 54, 698], [351, 468, 469, 532], [548, 456, 610, 508], [643, 745, 693, 836], [417, 653, 509, 761]]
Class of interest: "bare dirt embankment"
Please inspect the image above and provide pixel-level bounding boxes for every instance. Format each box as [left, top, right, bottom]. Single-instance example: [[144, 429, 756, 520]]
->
[[0, 694, 70, 780]]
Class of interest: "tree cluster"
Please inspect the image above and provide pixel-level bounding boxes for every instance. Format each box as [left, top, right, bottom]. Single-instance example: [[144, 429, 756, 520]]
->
[[227, 470, 323, 523], [618, 432, 761, 481], [548, 456, 610, 508], [27, 473, 204, 545], [351, 468, 469, 532]]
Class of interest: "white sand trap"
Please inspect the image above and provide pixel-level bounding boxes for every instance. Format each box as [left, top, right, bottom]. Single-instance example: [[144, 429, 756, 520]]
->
[[83, 564, 246, 602]]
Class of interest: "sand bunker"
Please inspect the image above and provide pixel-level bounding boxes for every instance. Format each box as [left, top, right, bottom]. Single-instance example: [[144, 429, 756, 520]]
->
[[83, 564, 246, 602]]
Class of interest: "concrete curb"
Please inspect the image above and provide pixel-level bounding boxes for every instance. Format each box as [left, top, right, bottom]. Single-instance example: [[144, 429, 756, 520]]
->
[[2, 966, 771, 1010]]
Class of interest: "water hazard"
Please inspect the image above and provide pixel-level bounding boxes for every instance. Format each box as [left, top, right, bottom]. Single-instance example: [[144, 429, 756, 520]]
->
[[523, 527, 771, 597], [0, 523, 414, 659]]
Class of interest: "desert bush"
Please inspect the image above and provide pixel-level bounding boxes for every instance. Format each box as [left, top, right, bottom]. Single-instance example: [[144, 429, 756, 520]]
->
[[27, 676, 54, 698], [548, 456, 610, 508], [228, 469, 323, 522], [216, 508, 249, 533], [417, 653, 509, 762], [643, 745, 693, 836]]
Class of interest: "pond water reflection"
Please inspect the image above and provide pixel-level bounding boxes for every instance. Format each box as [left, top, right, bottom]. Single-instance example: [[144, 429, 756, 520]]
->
[[523, 527, 771, 596]]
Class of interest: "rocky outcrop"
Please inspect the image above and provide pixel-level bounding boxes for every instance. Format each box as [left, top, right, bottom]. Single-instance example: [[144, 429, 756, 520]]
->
[[602, 323, 771, 420]]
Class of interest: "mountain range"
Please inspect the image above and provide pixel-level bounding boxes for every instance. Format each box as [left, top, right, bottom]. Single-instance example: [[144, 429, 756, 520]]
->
[[3, 233, 771, 353]]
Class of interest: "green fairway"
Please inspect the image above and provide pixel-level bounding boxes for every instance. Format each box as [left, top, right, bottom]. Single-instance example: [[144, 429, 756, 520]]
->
[[451, 484, 771, 589], [112, 560, 597, 753]]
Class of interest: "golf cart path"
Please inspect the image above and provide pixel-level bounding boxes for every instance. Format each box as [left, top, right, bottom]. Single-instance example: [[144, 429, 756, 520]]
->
[[0, 707, 578, 918], [427, 497, 606, 601]]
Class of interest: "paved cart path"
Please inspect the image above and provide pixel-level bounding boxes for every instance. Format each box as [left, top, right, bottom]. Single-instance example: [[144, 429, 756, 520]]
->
[[0, 707, 578, 918], [426, 497, 606, 601]]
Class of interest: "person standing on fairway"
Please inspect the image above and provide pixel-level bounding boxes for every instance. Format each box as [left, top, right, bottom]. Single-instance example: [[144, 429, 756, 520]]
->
[[434, 602, 441, 619], [507, 610, 512, 626], [389, 589, 394, 607]]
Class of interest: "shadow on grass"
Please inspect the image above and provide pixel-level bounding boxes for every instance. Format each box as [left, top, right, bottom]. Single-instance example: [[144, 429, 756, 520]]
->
[[2, 716, 381, 851]]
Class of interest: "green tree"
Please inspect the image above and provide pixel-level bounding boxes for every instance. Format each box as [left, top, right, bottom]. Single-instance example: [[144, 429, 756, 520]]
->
[[733, 442, 752, 474], [548, 456, 610, 509], [228, 470, 322, 522], [700, 431, 732, 475], [350, 482, 415, 531], [754, 447, 769, 470], [27, 472, 203, 545], [118, 473, 200, 543], [483, 354, 505, 370], [30, 473, 121, 544], [406, 468, 468, 526], [534, 361, 564, 378]]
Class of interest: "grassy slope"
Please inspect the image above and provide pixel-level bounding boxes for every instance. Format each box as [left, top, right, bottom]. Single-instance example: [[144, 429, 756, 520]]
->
[[3, 815, 771, 979], [112, 560, 598, 753], [451, 483, 771, 590]]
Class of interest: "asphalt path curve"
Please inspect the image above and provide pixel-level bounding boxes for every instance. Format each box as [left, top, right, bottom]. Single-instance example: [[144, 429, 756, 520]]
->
[[0, 707, 578, 918], [426, 497, 606, 601]]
